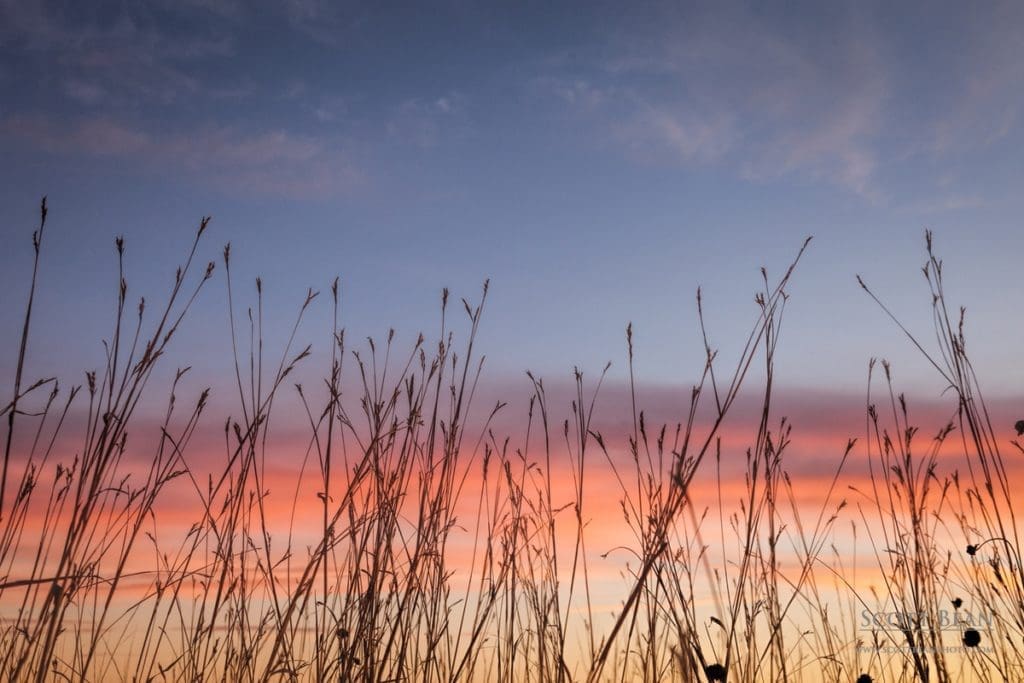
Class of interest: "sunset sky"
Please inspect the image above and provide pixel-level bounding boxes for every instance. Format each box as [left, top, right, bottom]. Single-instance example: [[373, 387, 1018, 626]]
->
[[1, 0, 1023, 443], [4, 7, 1024, 679]]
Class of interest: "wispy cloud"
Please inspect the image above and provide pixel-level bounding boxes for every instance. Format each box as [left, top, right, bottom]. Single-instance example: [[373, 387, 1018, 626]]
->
[[0, 0, 236, 109], [614, 101, 737, 165], [475, 373, 1024, 485], [537, 5, 893, 198], [282, 0, 370, 45], [925, 4, 1024, 156], [2, 115, 362, 199], [740, 72, 885, 199], [387, 92, 471, 149]]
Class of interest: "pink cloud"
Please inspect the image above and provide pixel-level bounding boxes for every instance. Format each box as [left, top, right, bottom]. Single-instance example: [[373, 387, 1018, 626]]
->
[[2, 115, 363, 199]]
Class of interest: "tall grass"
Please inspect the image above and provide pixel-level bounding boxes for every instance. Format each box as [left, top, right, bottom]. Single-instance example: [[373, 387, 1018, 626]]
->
[[854, 233, 1024, 682], [0, 202, 1020, 682]]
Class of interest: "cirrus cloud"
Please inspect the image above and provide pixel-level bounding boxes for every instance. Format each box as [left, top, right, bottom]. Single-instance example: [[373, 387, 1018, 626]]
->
[[1, 115, 363, 199]]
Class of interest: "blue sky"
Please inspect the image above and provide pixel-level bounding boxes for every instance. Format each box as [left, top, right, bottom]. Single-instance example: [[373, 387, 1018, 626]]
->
[[1, 0, 1022, 402]]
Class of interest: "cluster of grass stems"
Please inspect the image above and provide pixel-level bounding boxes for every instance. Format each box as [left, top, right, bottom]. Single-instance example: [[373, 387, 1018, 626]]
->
[[0, 200, 1021, 682]]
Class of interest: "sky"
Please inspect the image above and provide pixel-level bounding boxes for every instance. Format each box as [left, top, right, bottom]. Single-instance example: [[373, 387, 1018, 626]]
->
[[2, 5, 1024, 674], [1, 0, 1023, 423]]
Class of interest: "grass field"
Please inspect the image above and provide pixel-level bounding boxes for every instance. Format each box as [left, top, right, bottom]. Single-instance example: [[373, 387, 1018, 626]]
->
[[2, 199, 1022, 682]]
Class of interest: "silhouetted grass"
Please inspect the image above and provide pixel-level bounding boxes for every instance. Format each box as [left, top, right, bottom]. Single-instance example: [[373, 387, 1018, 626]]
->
[[0, 200, 1020, 682]]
